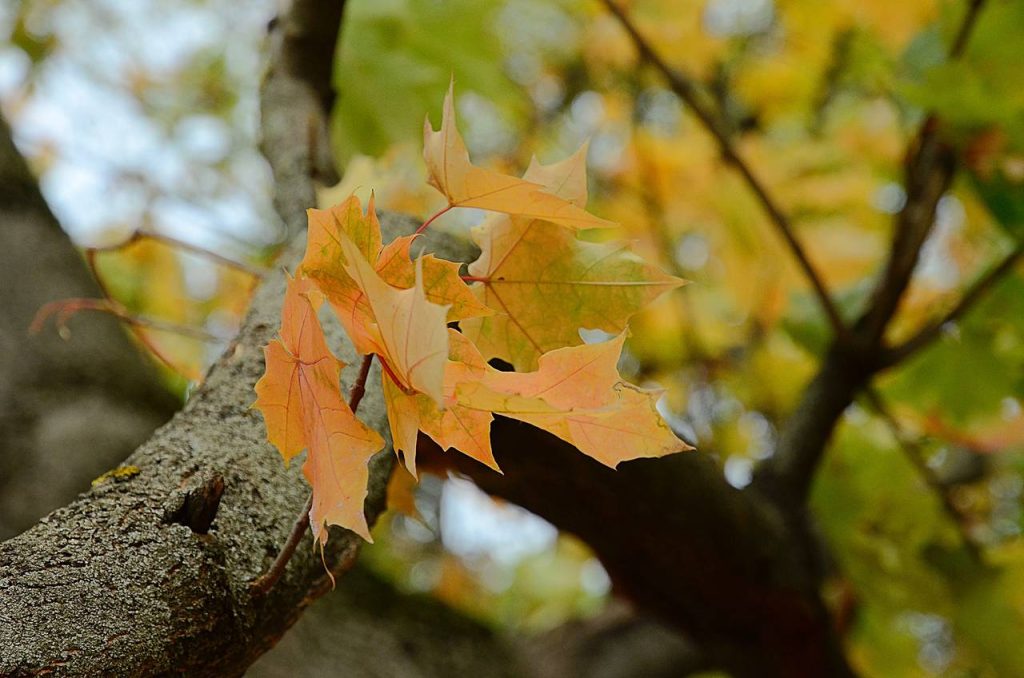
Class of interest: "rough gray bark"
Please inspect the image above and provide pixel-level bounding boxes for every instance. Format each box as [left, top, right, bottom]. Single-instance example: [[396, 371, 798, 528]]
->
[[0, 113, 179, 539], [0, 192, 545, 676]]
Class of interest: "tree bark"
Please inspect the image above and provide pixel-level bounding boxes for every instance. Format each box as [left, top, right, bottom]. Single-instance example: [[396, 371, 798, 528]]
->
[[419, 423, 854, 678]]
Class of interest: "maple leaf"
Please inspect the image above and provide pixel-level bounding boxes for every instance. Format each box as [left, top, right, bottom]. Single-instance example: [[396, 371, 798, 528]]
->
[[460, 145, 683, 370], [375, 233, 492, 321], [337, 231, 450, 405], [424, 81, 616, 230], [302, 194, 489, 349], [383, 330, 497, 477], [254, 276, 385, 543], [479, 382, 690, 468], [386, 329, 688, 474]]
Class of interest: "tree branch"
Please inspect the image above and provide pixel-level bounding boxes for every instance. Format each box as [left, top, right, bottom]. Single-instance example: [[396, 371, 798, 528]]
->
[[260, 0, 347, 237], [753, 0, 990, 508], [0, 228, 386, 675], [419, 425, 855, 678], [854, 0, 987, 346], [1, 3, 379, 673], [883, 240, 1024, 366], [601, 0, 847, 339], [950, 0, 987, 58]]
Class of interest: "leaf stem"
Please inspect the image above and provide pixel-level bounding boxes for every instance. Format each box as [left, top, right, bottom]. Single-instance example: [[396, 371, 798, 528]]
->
[[251, 353, 376, 596], [414, 205, 454, 235], [459, 275, 489, 283]]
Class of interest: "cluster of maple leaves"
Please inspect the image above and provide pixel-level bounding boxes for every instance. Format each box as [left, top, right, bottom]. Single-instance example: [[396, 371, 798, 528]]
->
[[254, 84, 689, 545]]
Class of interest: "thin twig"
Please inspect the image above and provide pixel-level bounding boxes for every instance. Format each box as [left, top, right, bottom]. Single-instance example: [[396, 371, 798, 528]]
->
[[251, 353, 375, 596], [89, 230, 266, 278], [82, 239, 254, 379], [601, 0, 847, 340], [863, 388, 981, 561], [884, 240, 1024, 366], [31, 297, 226, 343]]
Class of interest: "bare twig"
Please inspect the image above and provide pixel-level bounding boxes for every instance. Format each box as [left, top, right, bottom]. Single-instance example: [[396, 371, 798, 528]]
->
[[251, 494, 316, 597], [80, 232, 259, 379], [601, 0, 847, 339], [31, 297, 226, 343], [251, 353, 376, 596], [863, 388, 981, 560], [884, 240, 1024, 366], [89, 230, 266, 278]]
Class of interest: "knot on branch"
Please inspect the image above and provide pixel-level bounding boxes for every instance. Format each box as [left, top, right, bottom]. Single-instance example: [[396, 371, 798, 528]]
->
[[165, 472, 225, 535]]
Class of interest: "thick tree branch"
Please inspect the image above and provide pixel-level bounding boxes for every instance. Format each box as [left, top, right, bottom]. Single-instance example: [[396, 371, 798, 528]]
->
[[601, 0, 847, 339], [0, 228, 390, 676], [883, 240, 1024, 366], [2, 3, 388, 673], [419, 426, 855, 678]]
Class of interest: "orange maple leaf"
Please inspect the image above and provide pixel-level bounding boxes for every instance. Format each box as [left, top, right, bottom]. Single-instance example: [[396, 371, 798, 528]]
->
[[383, 330, 498, 477], [254, 276, 385, 543], [385, 329, 689, 476], [302, 194, 490, 351], [424, 81, 616, 230]]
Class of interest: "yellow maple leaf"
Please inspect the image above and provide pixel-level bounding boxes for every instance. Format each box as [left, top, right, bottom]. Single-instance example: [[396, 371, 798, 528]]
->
[[460, 146, 683, 370]]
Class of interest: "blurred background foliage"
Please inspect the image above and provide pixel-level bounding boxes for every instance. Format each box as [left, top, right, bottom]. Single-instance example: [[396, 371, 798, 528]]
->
[[4, 0, 1024, 675]]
